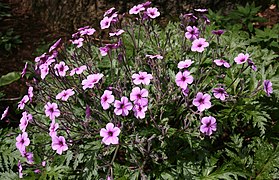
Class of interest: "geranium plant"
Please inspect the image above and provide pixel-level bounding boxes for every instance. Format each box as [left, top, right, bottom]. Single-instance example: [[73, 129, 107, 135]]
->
[[2, 1, 278, 179]]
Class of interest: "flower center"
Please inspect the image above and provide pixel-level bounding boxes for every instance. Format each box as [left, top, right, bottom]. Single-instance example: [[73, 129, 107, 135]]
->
[[108, 131, 113, 136], [197, 43, 202, 47], [49, 108, 54, 113], [198, 98, 204, 104], [181, 76, 186, 81], [59, 140, 64, 146]]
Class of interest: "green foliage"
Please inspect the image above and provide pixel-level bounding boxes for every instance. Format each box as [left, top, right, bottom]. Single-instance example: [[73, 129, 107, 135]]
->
[[208, 2, 266, 34], [0, 71, 21, 87], [0, 28, 22, 53], [0, 128, 21, 176], [0, 2, 11, 21]]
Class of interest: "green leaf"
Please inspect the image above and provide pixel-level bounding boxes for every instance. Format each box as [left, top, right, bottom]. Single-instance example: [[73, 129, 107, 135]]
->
[[0, 72, 21, 87]]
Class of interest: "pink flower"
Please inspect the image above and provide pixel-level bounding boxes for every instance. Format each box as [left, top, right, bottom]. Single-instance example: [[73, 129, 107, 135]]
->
[[263, 80, 273, 97], [100, 16, 113, 29], [130, 87, 148, 105], [194, 8, 208, 12], [82, 73, 104, 90], [16, 132, 30, 151], [132, 71, 153, 85], [192, 92, 211, 112], [25, 152, 34, 164], [146, 54, 163, 59], [133, 103, 148, 119], [28, 86, 34, 101], [234, 53, 249, 64], [114, 97, 133, 116], [72, 37, 84, 48], [56, 89, 75, 101], [54, 61, 69, 77], [18, 95, 29, 110], [80, 28, 96, 36], [212, 88, 228, 101], [109, 29, 125, 37], [99, 46, 110, 56], [185, 26, 199, 40], [101, 90, 115, 110], [49, 38, 62, 52], [51, 135, 68, 155], [200, 116, 217, 136], [178, 59, 194, 69], [18, 160, 23, 178], [44, 102, 60, 120], [104, 7, 115, 17], [19, 111, 32, 132], [191, 38, 209, 52], [21, 62, 28, 78], [69, 65, 87, 76], [214, 59, 230, 68], [49, 121, 59, 137], [175, 71, 194, 89], [39, 63, 49, 79], [100, 123, 120, 145], [129, 4, 145, 14], [146, 7, 160, 18], [1, 106, 9, 120]]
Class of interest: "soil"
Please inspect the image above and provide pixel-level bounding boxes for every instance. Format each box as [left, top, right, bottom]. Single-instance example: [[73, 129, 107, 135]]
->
[[0, 1, 278, 126]]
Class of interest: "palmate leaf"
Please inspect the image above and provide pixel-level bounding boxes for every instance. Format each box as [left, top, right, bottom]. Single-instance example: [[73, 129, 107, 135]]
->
[[253, 140, 279, 179], [250, 111, 270, 136]]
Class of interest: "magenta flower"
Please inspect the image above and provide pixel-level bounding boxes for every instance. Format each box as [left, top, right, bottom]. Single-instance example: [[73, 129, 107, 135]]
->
[[178, 59, 194, 69], [104, 7, 115, 17], [146, 7, 160, 19], [191, 38, 209, 52], [21, 62, 28, 78], [263, 80, 273, 97], [133, 103, 148, 119], [247, 59, 257, 71], [39, 63, 49, 79], [100, 16, 113, 29], [194, 8, 208, 12], [28, 86, 34, 102], [49, 121, 59, 137], [18, 95, 29, 110], [109, 29, 125, 37], [18, 160, 23, 178], [80, 28, 96, 36], [25, 152, 34, 164], [44, 102, 60, 120], [70, 65, 87, 76], [72, 37, 84, 48], [234, 53, 249, 64], [51, 135, 68, 155], [212, 88, 228, 101], [114, 96, 133, 116], [1, 106, 9, 120], [200, 116, 217, 136], [129, 4, 145, 14], [193, 92, 212, 112], [100, 123, 120, 145], [56, 89, 75, 101], [214, 59, 230, 68], [101, 90, 115, 110], [19, 111, 32, 132], [16, 132, 30, 151], [132, 71, 153, 85], [175, 71, 194, 89], [54, 61, 69, 77], [212, 30, 225, 36], [82, 73, 104, 90], [185, 26, 199, 41], [99, 46, 110, 56], [130, 87, 148, 105], [49, 38, 62, 52]]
